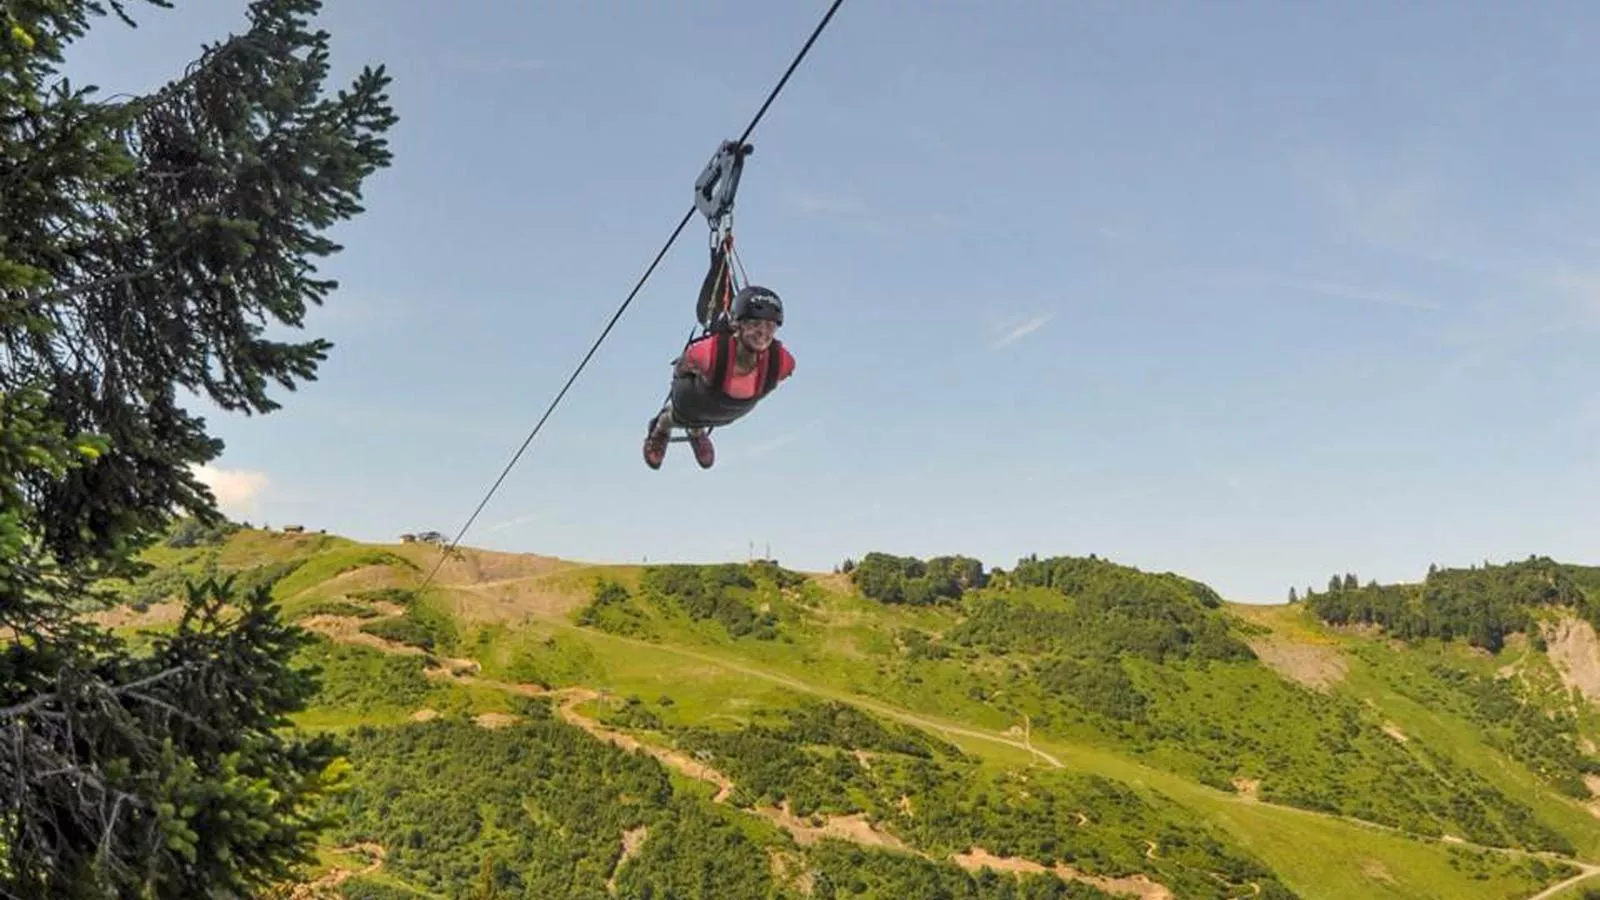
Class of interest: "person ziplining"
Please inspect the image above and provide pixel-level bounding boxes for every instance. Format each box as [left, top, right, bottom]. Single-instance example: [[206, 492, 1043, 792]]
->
[[412, 0, 844, 590], [643, 139, 797, 470]]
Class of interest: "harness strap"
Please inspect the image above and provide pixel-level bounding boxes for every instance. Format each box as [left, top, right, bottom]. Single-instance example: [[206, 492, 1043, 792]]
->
[[709, 333, 784, 398], [761, 339, 783, 397], [710, 332, 732, 393], [696, 236, 737, 333]]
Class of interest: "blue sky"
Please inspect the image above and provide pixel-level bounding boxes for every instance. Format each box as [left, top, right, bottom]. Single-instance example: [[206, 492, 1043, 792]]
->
[[64, 1, 1600, 602]]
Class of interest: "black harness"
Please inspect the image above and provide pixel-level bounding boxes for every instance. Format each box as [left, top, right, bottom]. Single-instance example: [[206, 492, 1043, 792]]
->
[[709, 331, 783, 400], [669, 333, 784, 430]]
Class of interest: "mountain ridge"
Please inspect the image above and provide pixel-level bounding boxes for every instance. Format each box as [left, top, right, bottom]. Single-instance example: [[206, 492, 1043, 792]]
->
[[101, 522, 1600, 900]]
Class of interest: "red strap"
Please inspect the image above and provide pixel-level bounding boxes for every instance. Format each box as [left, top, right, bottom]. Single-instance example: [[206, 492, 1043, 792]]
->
[[710, 332, 731, 392], [761, 340, 783, 397], [719, 233, 736, 319]]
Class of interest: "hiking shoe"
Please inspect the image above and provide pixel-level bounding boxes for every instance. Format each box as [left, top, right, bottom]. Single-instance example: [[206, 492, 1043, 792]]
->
[[687, 429, 715, 469], [643, 419, 669, 469]]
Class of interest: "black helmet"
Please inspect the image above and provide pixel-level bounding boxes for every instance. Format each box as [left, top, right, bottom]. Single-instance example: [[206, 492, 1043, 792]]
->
[[732, 285, 783, 326]]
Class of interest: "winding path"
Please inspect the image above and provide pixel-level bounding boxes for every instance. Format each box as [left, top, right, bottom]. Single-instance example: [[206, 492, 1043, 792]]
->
[[298, 612, 1600, 900], [1525, 864, 1600, 900]]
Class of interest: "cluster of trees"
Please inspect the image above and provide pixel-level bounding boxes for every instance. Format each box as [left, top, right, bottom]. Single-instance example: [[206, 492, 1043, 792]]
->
[[1008, 555, 1226, 609], [1433, 662, 1600, 799], [323, 715, 777, 898], [943, 631, 1581, 858], [1369, 649, 1600, 800], [298, 641, 437, 716], [322, 711, 1299, 900], [848, 552, 988, 605], [657, 703, 1294, 899], [665, 700, 961, 817], [1305, 556, 1596, 651], [357, 593, 457, 654], [946, 558, 1254, 666], [2, 0, 397, 895], [783, 700, 955, 759], [639, 563, 781, 640], [576, 577, 652, 636], [164, 515, 242, 548], [1113, 664, 1575, 854]]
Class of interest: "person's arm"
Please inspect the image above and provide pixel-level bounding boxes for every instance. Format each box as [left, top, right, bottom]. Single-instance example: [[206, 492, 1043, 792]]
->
[[677, 338, 714, 379]]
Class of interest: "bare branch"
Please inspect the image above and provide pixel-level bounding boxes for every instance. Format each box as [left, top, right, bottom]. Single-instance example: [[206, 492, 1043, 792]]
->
[[0, 662, 194, 720]]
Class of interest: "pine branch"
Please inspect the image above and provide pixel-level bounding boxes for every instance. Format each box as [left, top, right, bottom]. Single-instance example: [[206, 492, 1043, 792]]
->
[[22, 259, 167, 305]]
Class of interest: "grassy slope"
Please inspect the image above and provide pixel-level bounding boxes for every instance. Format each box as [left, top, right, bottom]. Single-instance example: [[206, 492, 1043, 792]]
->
[[100, 529, 1600, 900]]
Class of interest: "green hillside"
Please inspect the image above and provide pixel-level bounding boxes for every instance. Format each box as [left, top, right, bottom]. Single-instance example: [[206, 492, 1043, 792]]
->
[[97, 525, 1600, 900]]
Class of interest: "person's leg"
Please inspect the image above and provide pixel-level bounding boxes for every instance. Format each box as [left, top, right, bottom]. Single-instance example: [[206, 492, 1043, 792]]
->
[[657, 399, 714, 469], [668, 378, 719, 469], [650, 405, 675, 436], [686, 425, 714, 469], [642, 404, 672, 469]]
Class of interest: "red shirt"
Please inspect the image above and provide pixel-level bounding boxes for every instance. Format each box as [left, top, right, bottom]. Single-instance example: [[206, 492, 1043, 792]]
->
[[681, 335, 795, 399]]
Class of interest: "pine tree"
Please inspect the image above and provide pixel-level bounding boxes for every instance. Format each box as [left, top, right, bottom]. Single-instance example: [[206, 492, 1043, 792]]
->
[[1, 1, 396, 895]]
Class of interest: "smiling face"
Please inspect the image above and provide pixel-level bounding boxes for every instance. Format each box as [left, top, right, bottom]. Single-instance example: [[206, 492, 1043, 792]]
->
[[736, 316, 777, 353]]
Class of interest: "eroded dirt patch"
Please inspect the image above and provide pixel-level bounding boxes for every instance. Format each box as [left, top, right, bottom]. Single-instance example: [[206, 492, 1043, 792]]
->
[[607, 826, 649, 895], [299, 615, 424, 656], [1361, 858, 1397, 884], [760, 801, 909, 852], [551, 689, 736, 804], [309, 563, 412, 597], [390, 544, 574, 586], [89, 600, 186, 630], [446, 579, 584, 623], [1543, 615, 1600, 706], [1247, 636, 1347, 691], [769, 849, 813, 896], [952, 847, 1173, 900], [271, 842, 384, 899]]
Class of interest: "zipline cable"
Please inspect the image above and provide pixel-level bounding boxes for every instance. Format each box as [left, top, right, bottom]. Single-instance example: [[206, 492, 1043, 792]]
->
[[416, 0, 847, 593]]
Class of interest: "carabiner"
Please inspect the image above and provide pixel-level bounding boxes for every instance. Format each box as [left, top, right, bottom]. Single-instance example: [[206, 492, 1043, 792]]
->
[[694, 139, 753, 225]]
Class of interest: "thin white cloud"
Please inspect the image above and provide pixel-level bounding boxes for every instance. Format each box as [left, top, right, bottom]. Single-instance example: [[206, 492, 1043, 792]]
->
[[191, 464, 268, 518], [991, 313, 1054, 348], [1241, 273, 1442, 311], [486, 512, 541, 533]]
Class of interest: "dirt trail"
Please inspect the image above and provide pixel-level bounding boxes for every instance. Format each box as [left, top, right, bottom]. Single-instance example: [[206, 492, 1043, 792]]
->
[[272, 843, 384, 899], [607, 826, 649, 895], [541, 623, 1067, 768], [1524, 862, 1600, 900], [951, 848, 1172, 900], [299, 601, 1600, 900], [418, 667, 1153, 894], [531, 622, 1600, 900], [299, 614, 425, 655]]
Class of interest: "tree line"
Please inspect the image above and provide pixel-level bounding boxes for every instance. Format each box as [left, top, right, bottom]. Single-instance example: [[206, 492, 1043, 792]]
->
[[2, 0, 398, 895], [1304, 556, 1598, 652]]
